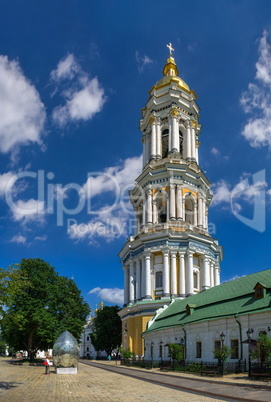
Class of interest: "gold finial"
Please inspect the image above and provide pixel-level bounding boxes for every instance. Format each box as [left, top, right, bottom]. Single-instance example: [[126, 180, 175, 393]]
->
[[166, 42, 174, 56]]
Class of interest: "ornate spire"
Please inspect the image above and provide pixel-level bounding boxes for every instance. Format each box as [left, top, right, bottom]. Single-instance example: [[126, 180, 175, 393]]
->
[[163, 43, 179, 77]]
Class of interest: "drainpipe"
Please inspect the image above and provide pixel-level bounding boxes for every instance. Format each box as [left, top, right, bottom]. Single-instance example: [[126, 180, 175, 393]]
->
[[181, 325, 187, 360], [235, 315, 243, 362]]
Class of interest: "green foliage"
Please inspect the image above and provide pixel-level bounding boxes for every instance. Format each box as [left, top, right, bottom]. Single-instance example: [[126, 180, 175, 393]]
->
[[168, 343, 184, 362], [252, 334, 271, 362], [119, 347, 135, 359], [90, 305, 121, 356], [1, 258, 90, 359], [213, 345, 232, 362]]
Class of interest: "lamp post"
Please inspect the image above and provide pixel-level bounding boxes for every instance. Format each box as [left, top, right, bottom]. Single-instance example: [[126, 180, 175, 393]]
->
[[151, 342, 154, 369], [246, 328, 254, 378], [160, 340, 163, 366], [220, 332, 225, 376]]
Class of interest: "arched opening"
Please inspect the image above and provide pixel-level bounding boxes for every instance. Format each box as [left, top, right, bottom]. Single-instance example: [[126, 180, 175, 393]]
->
[[162, 129, 169, 158], [179, 130, 183, 156], [185, 196, 195, 224], [156, 192, 168, 223]]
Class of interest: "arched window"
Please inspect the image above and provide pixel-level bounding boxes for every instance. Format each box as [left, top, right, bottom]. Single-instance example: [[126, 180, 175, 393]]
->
[[162, 129, 169, 158], [193, 272, 198, 289], [156, 192, 168, 223], [179, 130, 183, 156], [185, 197, 195, 224], [156, 271, 163, 288]]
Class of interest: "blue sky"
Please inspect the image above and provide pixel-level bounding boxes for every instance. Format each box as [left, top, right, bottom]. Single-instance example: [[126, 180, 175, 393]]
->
[[1, 0, 271, 312]]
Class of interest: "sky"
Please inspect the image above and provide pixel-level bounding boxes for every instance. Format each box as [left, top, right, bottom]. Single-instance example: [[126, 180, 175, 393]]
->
[[0, 0, 271, 312]]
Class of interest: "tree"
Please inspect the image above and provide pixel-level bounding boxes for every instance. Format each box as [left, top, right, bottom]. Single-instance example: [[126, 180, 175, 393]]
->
[[252, 334, 271, 363], [1, 258, 90, 360], [213, 345, 232, 362], [90, 305, 121, 356], [168, 343, 184, 363]]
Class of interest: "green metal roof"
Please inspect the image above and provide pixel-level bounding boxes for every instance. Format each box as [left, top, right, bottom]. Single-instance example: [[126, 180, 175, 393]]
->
[[144, 269, 271, 334]]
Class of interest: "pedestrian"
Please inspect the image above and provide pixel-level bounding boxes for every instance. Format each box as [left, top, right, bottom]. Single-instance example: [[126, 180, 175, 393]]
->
[[43, 357, 52, 375], [107, 355, 111, 363]]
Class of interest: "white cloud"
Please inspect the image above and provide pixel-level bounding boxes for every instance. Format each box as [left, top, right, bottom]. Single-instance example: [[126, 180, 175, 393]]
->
[[10, 234, 27, 244], [68, 204, 129, 244], [34, 235, 47, 241], [89, 287, 124, 305], [50, 54, 80, 82], [211, 147, 220, 157], [0, 172, 17, 197], [212, 174, 267, 210], [135, 51, 153, 73], [0, 55, 45, 153], [240, 30, 271, 148], [83, 155, 142, 199], [11, 198, 46, 223], [51, 54, 106, 127]]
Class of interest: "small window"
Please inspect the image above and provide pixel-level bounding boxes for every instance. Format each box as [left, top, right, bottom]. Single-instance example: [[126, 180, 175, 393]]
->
[[214, 340, 220, 352], [150, 344, 153, 357], [86, 347, 89, 352], [193, 272, 198, 289], [159, 344, 163, 357], [156, 271, 163, 288], [196, 341, 202, 358], [231, 340, 239, 359], [254, 282, 266, 299], [87, 336, 89, 341]]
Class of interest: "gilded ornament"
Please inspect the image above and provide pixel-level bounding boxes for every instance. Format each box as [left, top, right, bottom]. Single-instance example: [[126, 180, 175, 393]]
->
[[171, 108, 179, 117], [192, 120, 197, 129], [149, 116, 155, 124]]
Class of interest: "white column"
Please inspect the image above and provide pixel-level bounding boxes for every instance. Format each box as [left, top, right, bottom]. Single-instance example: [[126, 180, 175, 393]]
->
[[214, 263, 220, 286], [142, 136, 147, 166], [166, 196, 170, 221], [179, 252, 186, 297], [135, 258, 141, 300], [202, 256, 210, 290], [169, 118, 173, 152], [176, 185, 183, 220], [152, 200, 157, 224], [129, 261, 135, 304], [169, 185, 176, 220], [144, 253, 152, 299], [170, 251, 177, 295], [210, 261, 214, 288], [147, 190, 152, 224], [194, 202, 198, 226], [191, 127, 196, 161], [140, 256, 146, 299], [151, 122, 156, 159], [163, 250, 170, 297], [185, 122, 191, 160], [198, 196, 203, 227], [186, 251, 194, 296], [202, 198, 206, 229], [156, 122, 162, 159], [124, 266, 129, 306], [171, 117, 179, 152], [142, 199, 146, 226], [196, 140, 199, 164]]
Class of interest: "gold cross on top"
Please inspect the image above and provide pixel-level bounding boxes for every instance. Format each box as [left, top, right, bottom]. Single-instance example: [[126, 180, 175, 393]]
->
[[166, 42, 174, 55]]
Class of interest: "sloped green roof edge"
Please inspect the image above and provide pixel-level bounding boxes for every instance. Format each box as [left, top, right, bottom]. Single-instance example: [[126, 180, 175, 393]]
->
[[144, 269, 271, 334]]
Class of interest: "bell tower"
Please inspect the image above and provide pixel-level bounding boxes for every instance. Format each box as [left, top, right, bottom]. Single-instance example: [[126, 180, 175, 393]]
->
[[119, 44, 223, 357]]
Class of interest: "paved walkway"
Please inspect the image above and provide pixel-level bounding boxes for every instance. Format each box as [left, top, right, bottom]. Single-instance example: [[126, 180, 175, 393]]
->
[[0, 357, 270, 401]]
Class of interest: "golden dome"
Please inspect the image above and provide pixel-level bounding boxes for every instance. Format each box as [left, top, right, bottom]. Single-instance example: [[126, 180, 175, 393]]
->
[[153, 55, 190, 92]]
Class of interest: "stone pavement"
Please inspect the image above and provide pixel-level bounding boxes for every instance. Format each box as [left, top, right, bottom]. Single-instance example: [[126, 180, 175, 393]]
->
[[0, 357, 270, 401]]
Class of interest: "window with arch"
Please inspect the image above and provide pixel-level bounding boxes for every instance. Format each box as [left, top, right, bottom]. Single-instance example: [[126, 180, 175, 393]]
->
[[156, 271, 163, 288], [185, 196, 195, 224], [162, 129, 169, 158], [179, 130, 183, 156], [193, 271, 199, 290], [156, 192, 168, 223]]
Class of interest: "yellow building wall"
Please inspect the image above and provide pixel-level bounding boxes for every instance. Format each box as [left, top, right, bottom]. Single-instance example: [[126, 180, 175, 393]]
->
[[122, 315, 154, 356]]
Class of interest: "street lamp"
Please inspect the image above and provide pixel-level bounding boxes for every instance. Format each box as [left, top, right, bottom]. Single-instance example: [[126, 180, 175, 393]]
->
[[151, 341, 154, 368], [220, 332, 225, 376], [160, 340, 163, 366], [246, 328, 254, 378]]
